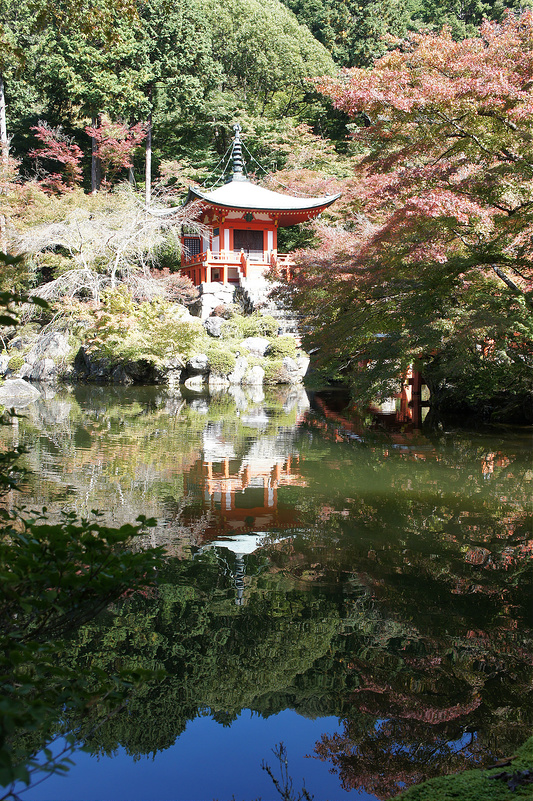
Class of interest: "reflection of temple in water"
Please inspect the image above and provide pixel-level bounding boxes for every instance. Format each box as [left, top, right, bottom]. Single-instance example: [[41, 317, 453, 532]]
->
[[183, 423, 306, 543], [182, 422, 307, 605]]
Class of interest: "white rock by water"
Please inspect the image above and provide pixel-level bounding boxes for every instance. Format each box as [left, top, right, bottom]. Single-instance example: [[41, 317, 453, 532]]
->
[[0, 379, 41, 407], [243, 365, 265, 386], [228, 356, 248, 385], [241, 337, 270, 357], [187, 354, 210, 374]]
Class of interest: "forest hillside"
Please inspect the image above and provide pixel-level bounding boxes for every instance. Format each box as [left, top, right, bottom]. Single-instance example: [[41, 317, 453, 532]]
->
[[0, 0, 532, 419]]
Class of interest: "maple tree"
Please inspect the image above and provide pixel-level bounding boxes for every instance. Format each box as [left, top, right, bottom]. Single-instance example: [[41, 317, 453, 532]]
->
[[284, 12, 533, 418], [29, 122, 83, 192], [84, 116, 146, 190]]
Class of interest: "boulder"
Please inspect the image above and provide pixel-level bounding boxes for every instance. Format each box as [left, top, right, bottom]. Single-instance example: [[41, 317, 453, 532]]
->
[[27, 331, 71, 363], [295, 354, 310, 378], [28, 358, 57, 382], [241, 337, 270, 357], [111, 365, 134, 385], [0, 379, 41, 407], [196, 282, 235, 320], [123, 359, 153, 383], [243, 365, 265, 386], [204, 317, 223, 338], [154, 358, 182, 386], [279, 355, 310, 384], [73, 347, 92, 377], [228, 356, 248, 385], [186, 354, 210, 375]]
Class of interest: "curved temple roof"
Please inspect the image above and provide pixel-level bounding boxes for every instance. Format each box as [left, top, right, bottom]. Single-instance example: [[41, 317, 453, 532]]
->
[[185, 178, 340, 215], [184, 124, 340, 224]]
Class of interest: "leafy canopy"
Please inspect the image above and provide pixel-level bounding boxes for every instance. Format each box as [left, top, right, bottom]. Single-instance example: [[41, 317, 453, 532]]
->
[[286, 12, 533, 414]]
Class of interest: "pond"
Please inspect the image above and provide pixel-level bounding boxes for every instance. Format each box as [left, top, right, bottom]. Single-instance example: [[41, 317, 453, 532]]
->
[[5, 384, 533, 801]]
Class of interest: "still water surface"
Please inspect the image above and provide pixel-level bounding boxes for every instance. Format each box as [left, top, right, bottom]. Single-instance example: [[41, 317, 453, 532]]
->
[[7, 384, 533, 801]]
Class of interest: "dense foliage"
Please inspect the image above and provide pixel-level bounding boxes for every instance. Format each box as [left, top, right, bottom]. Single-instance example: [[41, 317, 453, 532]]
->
[[280, 0, 529, 67], [1, 0, 532, 416], [279, 13, 533, 419]]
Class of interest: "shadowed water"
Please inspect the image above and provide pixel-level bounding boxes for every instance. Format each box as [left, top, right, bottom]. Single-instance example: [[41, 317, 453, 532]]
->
[[4, 384, 532, 801]]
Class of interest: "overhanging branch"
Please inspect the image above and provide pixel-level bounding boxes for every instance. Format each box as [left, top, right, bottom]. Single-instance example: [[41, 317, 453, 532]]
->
[[491, 264, 532, 307]]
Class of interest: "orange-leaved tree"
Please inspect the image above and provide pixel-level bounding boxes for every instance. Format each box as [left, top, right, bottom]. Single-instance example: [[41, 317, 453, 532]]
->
[[284, 12, 533, 418]]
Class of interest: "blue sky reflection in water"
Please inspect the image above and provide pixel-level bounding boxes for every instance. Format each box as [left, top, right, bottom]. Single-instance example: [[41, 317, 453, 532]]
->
[[24, 712, 370, 801], [5, 385, 533, 801]]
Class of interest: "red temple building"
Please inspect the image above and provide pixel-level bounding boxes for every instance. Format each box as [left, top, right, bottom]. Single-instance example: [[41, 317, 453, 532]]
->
[[181, 124, 340, 287]]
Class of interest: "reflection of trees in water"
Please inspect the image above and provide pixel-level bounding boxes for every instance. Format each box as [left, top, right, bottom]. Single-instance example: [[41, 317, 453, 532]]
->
[[4, 387, 531, 794], [63, 553, 345, 757], [266, 421, 533, 797], [54, 533, 532, 795], [313, 608, 532, 797], [1, 384, 309, 547]]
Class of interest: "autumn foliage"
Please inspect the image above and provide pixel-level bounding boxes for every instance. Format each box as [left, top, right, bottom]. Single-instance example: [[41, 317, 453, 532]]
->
[[285, 12, 533, 416], [85, 117, 147, 189], [315, 11, 533, 277], [29, 123, 83, 192]]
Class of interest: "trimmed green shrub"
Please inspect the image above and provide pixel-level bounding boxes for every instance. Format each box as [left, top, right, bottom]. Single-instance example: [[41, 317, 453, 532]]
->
[[263, 358, 290, 385], [207, 346, 237, 376], [220, 312, 279, 340], [85, 289, 202, 366], [241, 313, 278, 338], [266, 335, 297, 359]]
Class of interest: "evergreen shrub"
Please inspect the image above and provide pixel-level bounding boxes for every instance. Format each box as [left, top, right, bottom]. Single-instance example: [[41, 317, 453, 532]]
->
[[266, 335, 297, 359], [85, 288, 201, 366], [220, 312, 278, 340], [264, 358, 289, 385], [207, 345, 237, 375]]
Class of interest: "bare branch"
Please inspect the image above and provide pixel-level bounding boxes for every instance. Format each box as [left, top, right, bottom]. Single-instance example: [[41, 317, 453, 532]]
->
[[17, 184, 205, 304]]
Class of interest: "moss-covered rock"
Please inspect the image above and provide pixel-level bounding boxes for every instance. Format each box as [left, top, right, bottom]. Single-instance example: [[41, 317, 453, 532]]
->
[[400, 737, 533, 800], [263, 358, 291, 385], [7, 354, 25, 372]]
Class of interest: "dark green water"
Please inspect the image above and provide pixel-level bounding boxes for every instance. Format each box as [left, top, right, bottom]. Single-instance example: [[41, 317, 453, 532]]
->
[[5, 384, 533, 799]]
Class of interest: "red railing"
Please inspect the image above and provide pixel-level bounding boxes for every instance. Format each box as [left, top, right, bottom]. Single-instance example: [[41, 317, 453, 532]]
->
[[181, 249, 294, 285]]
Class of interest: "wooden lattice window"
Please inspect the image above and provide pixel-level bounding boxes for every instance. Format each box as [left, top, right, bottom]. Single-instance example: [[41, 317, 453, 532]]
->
[[183, 237, 201, 259]]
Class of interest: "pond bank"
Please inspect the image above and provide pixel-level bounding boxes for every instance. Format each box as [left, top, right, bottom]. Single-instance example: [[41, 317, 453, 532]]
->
[[0, 292, 309, 401]]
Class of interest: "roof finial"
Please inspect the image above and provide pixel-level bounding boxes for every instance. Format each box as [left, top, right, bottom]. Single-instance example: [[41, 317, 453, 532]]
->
[[231, 123, 246, 181]]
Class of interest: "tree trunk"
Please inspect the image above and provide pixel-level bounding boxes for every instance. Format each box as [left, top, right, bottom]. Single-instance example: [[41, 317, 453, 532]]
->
[[0, 72, 8, 165], [0, 71, 9, 250], [145, 110, 152, 206], [91, 114, 101, 193]]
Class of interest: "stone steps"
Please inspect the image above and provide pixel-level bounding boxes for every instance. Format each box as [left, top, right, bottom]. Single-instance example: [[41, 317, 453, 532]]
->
[[237, 279, 301, 337]]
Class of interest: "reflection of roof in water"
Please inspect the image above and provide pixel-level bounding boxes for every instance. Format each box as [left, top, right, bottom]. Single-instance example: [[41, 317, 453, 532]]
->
[[200, 530, 293, 556], [202, 533, 266, 555]]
